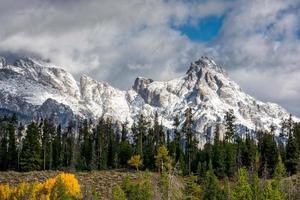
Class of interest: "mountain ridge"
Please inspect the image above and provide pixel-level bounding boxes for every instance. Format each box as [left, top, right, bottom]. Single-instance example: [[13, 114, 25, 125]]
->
[[0, 55, 297, 144]]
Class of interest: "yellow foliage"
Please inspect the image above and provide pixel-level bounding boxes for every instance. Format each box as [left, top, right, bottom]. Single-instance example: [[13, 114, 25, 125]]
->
[[0, 184, 11, 200], [128, 155, 143, 171], [155, 145, 172, 172], [0, 173, 82, 200], [50, 173, 82, 200], [12, 182, 31, 200]]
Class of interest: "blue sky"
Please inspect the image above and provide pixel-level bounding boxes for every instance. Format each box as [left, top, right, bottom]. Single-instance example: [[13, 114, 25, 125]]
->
[[176, 15, 224, 42]]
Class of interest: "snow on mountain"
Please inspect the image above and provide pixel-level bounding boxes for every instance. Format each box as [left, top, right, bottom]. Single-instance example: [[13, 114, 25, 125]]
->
[[0, 56, 297, 144]]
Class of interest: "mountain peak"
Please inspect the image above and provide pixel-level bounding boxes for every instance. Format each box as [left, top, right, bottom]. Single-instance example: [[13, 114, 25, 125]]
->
[[186, 56, 226, 76]]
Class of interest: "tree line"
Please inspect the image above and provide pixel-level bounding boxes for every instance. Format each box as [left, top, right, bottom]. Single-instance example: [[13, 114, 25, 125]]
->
[[0, 109, 299, 179]]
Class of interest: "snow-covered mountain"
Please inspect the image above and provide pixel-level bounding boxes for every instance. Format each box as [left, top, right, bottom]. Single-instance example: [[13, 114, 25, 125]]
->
[[0, 56, 296, 143]]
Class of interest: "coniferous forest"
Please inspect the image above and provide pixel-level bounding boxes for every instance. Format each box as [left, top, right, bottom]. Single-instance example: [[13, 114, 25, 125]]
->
[[0, 109, 300, 199]]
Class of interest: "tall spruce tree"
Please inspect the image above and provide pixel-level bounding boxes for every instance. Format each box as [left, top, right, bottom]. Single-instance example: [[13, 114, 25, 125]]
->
[[41, 119, 55, 170], [224, 109, 236, 142], [203, 161, 222, 200], [63, 121, 75, 168], [0, 121, 8, 170], [285, 131, 299, 175], [52, 124, 63, 169], [119, 122, 132, 167], [7, 122, 17, 170], [232, 168, 253, 200], [212, 124, 225, 178], [183, 108, 198, 175], [259, 132, 278, 178], [173, 115, 181, 163], [20, 122, 41, 171]]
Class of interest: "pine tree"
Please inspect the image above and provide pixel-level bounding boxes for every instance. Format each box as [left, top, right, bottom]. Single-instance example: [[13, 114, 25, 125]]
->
[[232, 168, 252, 200], [262, 180, 285, 200], [212, 124, 225, 178], [106, 118, 116, 168], [242, 134, 257, 171], [153, 112, 164, 153], [273, 154, 286, 180], [52, 124, 63, 169], [78, 119, 93, 170], [259, 132, 278, 177], [183, 108, 197, 175], [224, 109, 236, 142], [0, 121, 8, 170], [17, 123, 24, 171], [224, 142, 236, 177], [203, 161, 222, 200], [133, 114, 148, 157], [63, 121, 75, 168], [41, 119, 55, 170], [285, 128, 299, 175], [7, 122, 17, 170], [119, 122, 133, 167], [20, 122, 41, 171], [251, 173, 262, 200], [173, 115, 181, 163]]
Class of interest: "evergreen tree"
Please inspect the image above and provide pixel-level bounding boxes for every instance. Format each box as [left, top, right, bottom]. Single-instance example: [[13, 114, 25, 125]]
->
[[7, 122, 17, 170], [212, 124, 225, 178], [259, 132, 278, 177], [273, 154, 286, 180], [173, 115, 181, 163], [20, 122, 41, 171], [97, 118, 108, 170], [133, 114, 148, 157], [183, 108, 197, 175], [285, 128, 299, 175], [242, 134, 257, 171], [251, 173, 262, 200], [63, 121, 75, 168], [119, 122, 133, 167], [224, 109, 236, 142], [203, 161, 222, 200], [17, 123, 25, 171], [106, 118, 117, 168], [0, 121, 8, 170], [224, 142, 236, 177], [78, 119, 93, 170], [153, 112, 164, 152], [41, 119, 55, 170], [232, 168, 252, 200], [262, 180, 285, 200], [52, 124, 63, 169]]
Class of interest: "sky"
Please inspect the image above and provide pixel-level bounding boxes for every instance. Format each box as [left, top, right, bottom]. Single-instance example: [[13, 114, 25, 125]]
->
[[0, 0, 300, 116]]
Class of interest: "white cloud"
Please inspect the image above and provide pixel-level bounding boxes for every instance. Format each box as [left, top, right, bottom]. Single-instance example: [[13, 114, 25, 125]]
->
[[0, 0, 299, 116]]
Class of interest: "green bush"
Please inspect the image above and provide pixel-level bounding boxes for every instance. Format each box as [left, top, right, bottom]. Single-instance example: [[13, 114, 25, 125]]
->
[[112, 185, 127, 200], [121, 173, 153, 200]]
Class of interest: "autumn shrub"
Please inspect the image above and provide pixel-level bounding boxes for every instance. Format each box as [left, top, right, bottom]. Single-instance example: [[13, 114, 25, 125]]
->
[[0, 184, 11, 200], [50, 173, 82, 200], [0, 172, 82, 200]]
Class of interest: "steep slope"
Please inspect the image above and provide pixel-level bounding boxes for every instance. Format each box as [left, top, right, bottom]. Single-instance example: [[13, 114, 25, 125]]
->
[[0, 56, 296, 143]]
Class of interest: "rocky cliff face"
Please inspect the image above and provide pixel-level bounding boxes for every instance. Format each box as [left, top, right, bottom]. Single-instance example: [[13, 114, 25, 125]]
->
[[0, 56, 296, 144]]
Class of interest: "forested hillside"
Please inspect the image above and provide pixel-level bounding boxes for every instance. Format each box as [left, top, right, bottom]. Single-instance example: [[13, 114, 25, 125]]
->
[[0, 109, 300, 199]]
